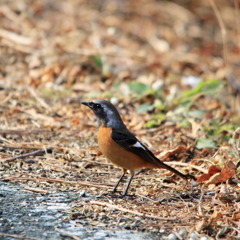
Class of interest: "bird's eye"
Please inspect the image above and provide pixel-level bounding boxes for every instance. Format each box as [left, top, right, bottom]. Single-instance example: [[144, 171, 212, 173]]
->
[[95, 104, 101, 108]]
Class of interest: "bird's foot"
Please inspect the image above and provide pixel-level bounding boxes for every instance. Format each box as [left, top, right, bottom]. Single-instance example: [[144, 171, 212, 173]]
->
[[112, 193, 136, 199]]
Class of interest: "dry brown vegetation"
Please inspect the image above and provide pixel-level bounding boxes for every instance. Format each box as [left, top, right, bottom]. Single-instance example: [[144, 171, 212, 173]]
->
[[0, 0, 240, 239]]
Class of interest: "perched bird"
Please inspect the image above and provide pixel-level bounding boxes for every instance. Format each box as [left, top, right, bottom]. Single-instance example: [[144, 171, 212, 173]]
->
[[82, 100, 194, 197]]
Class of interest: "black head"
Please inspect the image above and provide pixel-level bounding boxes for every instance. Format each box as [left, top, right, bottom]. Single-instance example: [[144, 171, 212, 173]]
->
[[81, 100, 125, 128]]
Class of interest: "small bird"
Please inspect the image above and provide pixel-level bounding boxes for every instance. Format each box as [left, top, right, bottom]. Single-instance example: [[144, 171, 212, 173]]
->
[[82, 100, 194, 197]]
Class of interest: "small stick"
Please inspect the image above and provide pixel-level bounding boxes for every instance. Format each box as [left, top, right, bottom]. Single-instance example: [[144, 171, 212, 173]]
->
[[0, 232, 45, 240], [209, 0, 228, 64], [2, 175, 112, 189], [2, 149, 52, 163], [90, 200, 176, 221], [28, 87, 52, 111], [23, 187, 54, 194], [0, 28, 33, 45], [0, 129, 50, 135], [60, 232, 81, 240], [166, 161, 208, 173]]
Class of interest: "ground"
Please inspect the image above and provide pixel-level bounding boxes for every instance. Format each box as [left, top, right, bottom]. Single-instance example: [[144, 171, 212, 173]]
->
[[0, 0, 240, 239]]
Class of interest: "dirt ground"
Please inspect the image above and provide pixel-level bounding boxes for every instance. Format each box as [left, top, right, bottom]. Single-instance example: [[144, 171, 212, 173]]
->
[[0, 0, 240, 239]]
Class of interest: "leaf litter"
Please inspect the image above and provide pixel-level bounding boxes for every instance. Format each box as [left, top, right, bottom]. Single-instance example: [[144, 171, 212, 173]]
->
[[0, 0, 240, 239]]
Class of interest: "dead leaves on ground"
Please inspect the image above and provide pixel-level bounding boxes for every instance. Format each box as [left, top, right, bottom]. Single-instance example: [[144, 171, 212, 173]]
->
[[197, 160, 237, 185]]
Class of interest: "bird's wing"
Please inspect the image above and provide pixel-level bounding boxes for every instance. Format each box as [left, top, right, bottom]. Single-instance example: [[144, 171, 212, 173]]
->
[[111, 128, 190, 180]]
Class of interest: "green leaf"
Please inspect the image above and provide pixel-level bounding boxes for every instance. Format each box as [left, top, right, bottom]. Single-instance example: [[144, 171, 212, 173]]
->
[[154, 99, 166, 110], [127, 81, 151, 96], [196, 138, 218, 149], [137, 104, 154, 113], [182, 79, 224, 98], [187, 110, 205, 119], [145, 114, 165, 128], [93, 56, 103, 68]]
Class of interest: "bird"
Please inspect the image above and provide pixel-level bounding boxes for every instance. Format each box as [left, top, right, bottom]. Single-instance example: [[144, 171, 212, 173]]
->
[[81, 99, 195, 197]]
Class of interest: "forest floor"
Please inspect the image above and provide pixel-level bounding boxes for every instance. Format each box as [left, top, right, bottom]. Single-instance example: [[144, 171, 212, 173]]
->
[[0, 0, 240, 239]]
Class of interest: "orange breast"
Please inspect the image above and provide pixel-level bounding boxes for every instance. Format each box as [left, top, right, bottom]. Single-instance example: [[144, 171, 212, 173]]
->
[[97, 126, 156, 172]]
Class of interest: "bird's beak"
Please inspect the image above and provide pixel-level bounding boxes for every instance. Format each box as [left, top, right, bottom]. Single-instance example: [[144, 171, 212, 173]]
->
[[81, 101, 90, 107]]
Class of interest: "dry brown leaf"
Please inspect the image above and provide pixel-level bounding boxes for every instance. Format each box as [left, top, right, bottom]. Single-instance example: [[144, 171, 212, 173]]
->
[[197, 161, 237, 184], [159, 146, 190, 162], [206, 160, 237, 185], [197, 165, 221, 182]]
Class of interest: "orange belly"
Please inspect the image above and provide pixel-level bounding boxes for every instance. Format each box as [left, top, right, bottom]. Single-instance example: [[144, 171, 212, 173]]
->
[[98, 126, 156, 171]]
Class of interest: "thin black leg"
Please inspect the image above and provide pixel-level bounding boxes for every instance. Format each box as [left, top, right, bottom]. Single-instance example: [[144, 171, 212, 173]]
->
[[121, 174, 134, 197], [112, 172, 126, 193]]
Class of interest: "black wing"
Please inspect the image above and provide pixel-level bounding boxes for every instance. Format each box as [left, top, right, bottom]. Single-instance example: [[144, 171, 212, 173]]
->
[[111, 128, 191, 180]]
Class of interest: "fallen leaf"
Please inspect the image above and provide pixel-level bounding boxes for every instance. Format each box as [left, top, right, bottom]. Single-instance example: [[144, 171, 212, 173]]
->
[[197, 165, 221, 182], [197, 160, 237, 184], [196, 138, 217, 149], [159, 146, 190, 162], [206, 160, 237, 184]]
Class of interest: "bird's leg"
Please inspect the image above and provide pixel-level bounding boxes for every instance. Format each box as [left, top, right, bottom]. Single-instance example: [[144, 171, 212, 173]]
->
[[112, 169, 127, 194], [119, 170, 135, 198], [121, 175, 134, 197]]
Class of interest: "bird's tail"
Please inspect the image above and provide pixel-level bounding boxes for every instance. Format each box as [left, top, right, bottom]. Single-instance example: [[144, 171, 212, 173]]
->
[[154, 157, 196, 181]]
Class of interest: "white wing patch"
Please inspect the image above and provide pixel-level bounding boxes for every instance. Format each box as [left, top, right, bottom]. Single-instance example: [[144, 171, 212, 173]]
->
[[132, 141, 146, 150]]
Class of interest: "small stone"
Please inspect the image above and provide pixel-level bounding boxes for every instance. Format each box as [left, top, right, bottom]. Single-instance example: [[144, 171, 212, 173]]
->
[[181, 75, 202, 88], [110, 97, 118, 105], [189, 232, 198, 240], [168, 233, 177, 240], [179, 228, 187, 237], [79, 191, 87, 197], [152, 80, 164, 90], [191, 181, 198, 187], [200, 237, 208, 240], [107, 27, 116, 35]]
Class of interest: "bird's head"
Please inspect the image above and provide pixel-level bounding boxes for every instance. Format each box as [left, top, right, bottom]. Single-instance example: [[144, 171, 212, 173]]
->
[[81, 100, 125, 128]]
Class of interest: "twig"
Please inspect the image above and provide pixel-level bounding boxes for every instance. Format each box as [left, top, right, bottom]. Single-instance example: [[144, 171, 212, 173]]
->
[[0, 28, 33, 45], [1, 145, 49, 150], [28, 87, 52, 111], [209, 0, 228, 64], [2, 149, 52, 163], [0, 135, 13, 144], [0, 129, 50, 135], [0, 232, 46, 240], [136, 193, 160, 203], [2, 175, 112, 188], [23, 187, 55, 194], [1, 38, 32, 53], [60, 232, 81, 240], [166, 161, 207, 173], [90, 200, 176, 221]]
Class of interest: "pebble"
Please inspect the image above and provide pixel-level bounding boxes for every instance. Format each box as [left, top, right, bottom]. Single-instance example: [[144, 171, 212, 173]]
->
[[167, 233, 177, 240], [79, 191, 87, 197], [179, 228, 187, 237], [181, 75, 202, 88], [191, 181, 198, 187], [200, 237, 208, 240], [189, 232, 199, 240], [110, 97, 119, 105], [152, 80, 164, 90]]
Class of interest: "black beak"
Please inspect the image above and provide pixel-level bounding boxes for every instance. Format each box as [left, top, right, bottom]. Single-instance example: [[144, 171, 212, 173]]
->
[[81, 101, 90, 107]]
